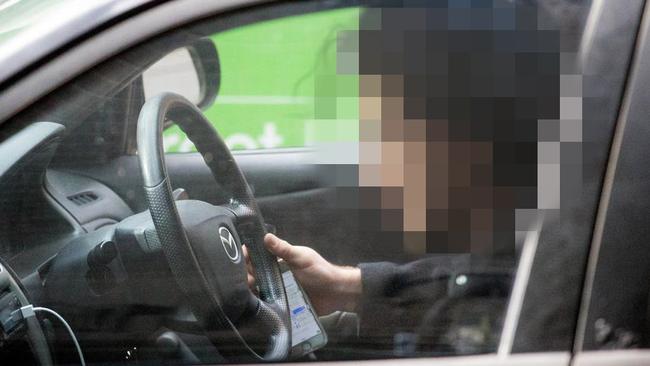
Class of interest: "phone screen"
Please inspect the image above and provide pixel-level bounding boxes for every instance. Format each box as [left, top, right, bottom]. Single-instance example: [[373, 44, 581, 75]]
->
[[281, 268, 327, 355]]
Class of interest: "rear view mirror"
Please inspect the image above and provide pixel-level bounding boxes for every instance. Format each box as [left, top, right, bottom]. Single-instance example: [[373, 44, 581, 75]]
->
[[142, 38, 220, 110]]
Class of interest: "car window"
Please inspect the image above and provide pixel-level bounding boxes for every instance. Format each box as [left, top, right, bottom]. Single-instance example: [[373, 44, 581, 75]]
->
[[126, 2, 575, 356], [0, 0, 595, 365]]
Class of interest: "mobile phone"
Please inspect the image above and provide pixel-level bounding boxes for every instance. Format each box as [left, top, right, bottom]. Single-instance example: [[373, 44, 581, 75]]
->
[[279, 261, 328, 358]]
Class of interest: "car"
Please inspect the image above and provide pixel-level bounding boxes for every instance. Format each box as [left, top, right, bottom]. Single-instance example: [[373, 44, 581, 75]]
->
[[0, 0, 649, 365]]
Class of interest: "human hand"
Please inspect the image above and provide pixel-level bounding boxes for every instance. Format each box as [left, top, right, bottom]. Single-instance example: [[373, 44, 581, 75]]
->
[[244, 233, 361, 316]]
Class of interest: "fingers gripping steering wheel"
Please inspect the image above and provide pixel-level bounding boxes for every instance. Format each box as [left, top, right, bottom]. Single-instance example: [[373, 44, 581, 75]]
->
[[137, 92, 290, 361]]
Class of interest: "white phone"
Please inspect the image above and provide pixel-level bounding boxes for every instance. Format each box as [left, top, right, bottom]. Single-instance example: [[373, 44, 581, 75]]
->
[[280, 262, 328, 358]]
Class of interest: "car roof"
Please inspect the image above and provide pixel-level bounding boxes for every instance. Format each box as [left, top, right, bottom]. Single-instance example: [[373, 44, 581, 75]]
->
[[0, 0, 159, 88]]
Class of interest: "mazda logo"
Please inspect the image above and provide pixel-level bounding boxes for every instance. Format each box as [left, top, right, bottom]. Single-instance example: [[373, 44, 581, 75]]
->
[[218, 226, 240, 262]]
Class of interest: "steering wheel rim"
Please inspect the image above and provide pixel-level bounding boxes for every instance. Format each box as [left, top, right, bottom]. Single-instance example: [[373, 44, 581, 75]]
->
[[136, 92, 290, 361]]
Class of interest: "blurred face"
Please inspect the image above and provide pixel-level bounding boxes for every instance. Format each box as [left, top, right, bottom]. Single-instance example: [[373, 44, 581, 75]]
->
[[358, 73, 496, 256], [353, 4, 576, 258]]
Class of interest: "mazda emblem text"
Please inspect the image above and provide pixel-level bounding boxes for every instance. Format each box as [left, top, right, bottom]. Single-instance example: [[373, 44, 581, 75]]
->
[[218, 226, 240, 262]]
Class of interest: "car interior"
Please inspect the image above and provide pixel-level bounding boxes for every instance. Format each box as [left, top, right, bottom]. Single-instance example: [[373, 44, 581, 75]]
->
[[0, 0, 592, 364]]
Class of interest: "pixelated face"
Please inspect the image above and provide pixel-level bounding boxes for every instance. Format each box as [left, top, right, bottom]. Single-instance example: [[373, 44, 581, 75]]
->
[[343, 4, 582, 257]]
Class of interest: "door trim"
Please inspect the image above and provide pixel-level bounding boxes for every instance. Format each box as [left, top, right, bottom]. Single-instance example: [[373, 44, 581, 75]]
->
[[257, 352, 570, 366], [573, 350, 650, 366], [572, 0, 649, 352]]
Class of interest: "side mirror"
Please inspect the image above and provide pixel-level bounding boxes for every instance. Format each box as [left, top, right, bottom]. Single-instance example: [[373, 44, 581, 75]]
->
[[142, 38, 220, 110]]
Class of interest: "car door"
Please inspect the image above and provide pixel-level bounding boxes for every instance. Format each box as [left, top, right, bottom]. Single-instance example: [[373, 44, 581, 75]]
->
[[571, 1, 650, 365], [0, 0, 641, 365]]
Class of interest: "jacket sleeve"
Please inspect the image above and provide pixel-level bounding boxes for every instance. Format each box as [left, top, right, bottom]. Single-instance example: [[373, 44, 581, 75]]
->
[[354, 254, 513, 353], [355, 257, 466, 349]]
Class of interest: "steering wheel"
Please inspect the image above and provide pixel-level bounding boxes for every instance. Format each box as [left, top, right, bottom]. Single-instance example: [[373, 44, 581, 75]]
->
[[136, 92, 290, 361]]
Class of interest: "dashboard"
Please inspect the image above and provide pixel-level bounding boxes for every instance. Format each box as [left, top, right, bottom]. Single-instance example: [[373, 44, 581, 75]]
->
[[0, 120, 359, 364], [0, 121, 179, 364], [0, 120, 134, 281], [45, 170, 133, 234], [2, 170, 134, 279]]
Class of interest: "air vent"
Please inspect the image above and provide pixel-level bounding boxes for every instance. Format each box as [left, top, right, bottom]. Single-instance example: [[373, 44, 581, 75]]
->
[[67, 192, 99, 206]]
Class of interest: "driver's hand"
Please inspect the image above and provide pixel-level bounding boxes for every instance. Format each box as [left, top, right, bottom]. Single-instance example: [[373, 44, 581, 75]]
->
[[244, 233, 361, 316]]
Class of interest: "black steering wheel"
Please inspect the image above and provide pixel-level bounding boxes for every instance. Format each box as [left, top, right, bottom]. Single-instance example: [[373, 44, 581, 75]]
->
[[136, 92, 290, 361]]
